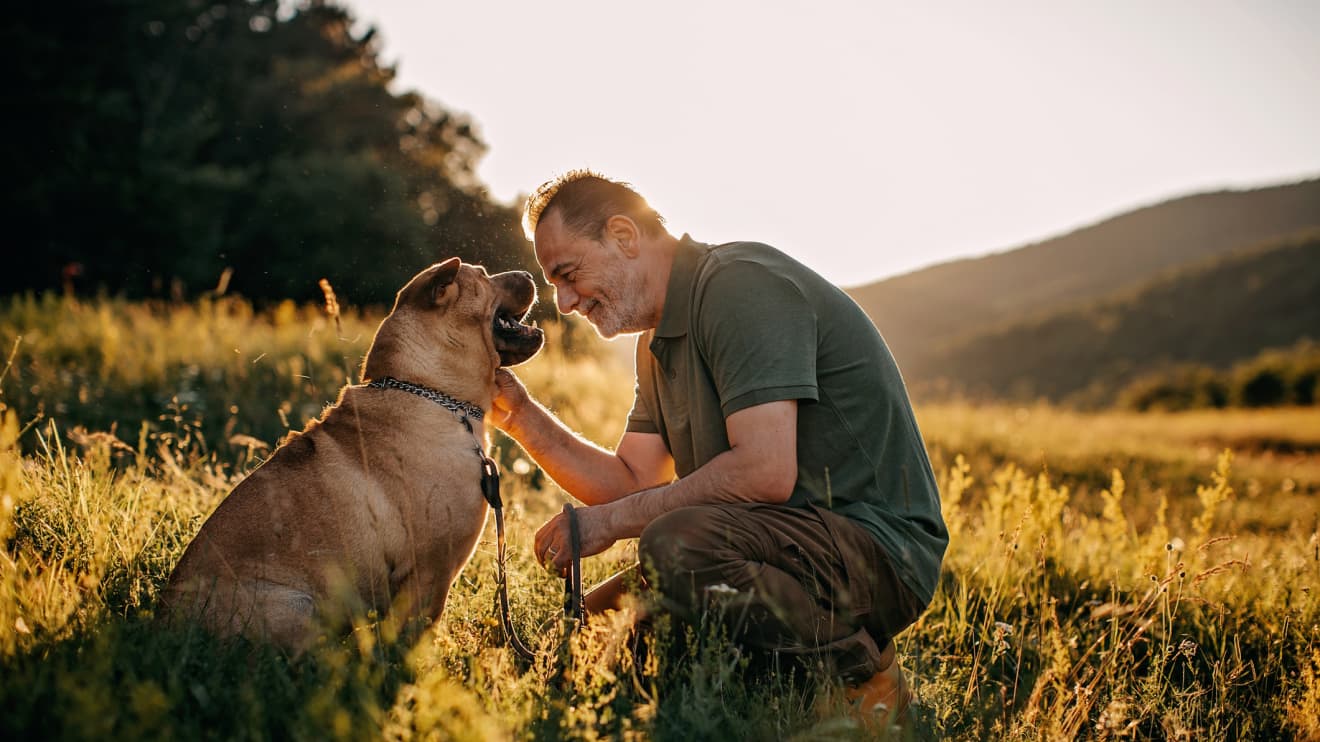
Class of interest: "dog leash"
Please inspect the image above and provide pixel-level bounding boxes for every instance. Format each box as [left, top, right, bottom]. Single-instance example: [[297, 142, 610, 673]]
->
[[480, 441, 585, 660], [563, 503, 585, 625], [366, 376, 583, 660], [477, 453, 539, 661]]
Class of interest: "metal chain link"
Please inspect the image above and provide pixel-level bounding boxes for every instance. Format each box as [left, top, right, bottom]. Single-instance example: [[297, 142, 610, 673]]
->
[[366, 377, 485, 421]]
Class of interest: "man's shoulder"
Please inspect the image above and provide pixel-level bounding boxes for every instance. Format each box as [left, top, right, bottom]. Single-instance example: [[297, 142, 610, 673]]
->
[[695, 241, 813, 291], [703, 240, 788, 268]]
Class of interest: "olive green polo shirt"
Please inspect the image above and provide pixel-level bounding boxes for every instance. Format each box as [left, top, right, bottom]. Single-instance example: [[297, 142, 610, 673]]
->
[[626, 236, 948, 605]]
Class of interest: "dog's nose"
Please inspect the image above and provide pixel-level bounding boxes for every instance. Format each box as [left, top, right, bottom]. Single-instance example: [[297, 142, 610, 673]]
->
[[495, 270, 537, 305]]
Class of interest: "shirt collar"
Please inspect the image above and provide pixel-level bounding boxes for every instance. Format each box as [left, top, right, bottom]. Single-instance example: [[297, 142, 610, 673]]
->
[[653, 234, 705, 338]]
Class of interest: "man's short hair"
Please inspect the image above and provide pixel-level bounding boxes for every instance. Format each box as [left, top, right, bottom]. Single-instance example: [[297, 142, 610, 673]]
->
[[522, 170, 667, 242]]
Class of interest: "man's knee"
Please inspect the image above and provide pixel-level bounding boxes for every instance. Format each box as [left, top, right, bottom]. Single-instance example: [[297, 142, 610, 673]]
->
[[638, 507, 723, 617], [639, 506, 715, 579]]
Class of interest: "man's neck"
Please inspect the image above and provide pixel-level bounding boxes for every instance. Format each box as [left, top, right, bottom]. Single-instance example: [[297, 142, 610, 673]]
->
[[642, 234, 681, 330]]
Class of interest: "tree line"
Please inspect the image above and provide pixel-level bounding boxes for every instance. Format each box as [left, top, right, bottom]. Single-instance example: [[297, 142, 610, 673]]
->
[[4, 0, 534, 305], [1118, 341, 1320, 411]]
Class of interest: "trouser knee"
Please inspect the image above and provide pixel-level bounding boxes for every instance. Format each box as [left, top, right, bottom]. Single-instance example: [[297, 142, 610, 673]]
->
[[638, 507, 722, 612]]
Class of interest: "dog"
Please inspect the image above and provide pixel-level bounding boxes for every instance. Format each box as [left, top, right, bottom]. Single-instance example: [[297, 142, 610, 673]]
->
[[160, 258, 544, 651]]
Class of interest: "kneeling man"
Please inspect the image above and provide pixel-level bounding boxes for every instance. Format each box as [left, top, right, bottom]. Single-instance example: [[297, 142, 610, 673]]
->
[[492, 171, 948, 718]]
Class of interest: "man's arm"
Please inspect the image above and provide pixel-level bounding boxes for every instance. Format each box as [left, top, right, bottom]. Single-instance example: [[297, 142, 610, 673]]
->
[[491, 369, 675, 506], [536, 399, 798, 572]]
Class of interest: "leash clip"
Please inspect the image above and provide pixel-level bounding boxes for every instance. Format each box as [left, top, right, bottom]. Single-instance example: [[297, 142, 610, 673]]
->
[[480, 456, 502, 509]]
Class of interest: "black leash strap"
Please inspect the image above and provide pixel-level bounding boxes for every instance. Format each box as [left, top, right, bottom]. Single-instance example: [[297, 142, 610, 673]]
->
[[563, 503, 585, 625], [480, 454, 538, 662]]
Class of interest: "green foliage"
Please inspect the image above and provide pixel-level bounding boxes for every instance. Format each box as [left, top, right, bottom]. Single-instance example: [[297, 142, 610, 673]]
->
[[0, 293, 374, 456], [1119, 365, 1230, 412], [1121, 340, 1320, 411], [1236, 367, 1288, 407], [3, 0, 535, 304]]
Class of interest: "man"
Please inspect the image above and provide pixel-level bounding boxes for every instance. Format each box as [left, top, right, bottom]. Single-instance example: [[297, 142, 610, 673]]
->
[[490, 171, 947, 719]]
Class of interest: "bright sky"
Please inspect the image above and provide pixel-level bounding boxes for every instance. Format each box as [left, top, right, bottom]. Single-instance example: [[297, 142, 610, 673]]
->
[[351, 0, 1320, 287]]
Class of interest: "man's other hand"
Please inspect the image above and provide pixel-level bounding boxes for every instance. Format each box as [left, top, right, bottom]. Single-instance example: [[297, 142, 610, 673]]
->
[[491, 369, 530, 431], [535, 505, 617, 576]]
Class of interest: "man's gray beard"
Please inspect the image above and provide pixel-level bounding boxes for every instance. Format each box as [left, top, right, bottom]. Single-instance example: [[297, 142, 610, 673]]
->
[[591, 303, 639, 339], [590, 269, 649, 339]]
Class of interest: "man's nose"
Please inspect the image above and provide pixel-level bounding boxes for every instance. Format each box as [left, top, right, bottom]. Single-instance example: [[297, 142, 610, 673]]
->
[[555, 284, 578, 314]]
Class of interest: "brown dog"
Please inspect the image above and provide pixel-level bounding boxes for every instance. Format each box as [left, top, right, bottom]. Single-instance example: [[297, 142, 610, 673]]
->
[[161, 258, 544, 651]]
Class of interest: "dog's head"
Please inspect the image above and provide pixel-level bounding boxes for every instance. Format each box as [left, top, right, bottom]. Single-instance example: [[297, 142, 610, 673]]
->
[[363, 258, 545, 389]]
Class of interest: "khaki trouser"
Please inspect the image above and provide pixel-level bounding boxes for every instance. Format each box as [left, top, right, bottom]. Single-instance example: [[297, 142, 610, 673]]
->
[[627, 502, 924, 684]]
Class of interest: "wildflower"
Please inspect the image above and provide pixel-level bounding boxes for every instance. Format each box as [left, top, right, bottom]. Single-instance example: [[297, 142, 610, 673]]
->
[[1168, 537, 1186, 552], [993, 621, 1015, 636]]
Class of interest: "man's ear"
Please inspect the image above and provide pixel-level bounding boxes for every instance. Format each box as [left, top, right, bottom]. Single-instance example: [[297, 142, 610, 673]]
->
[[429, 257, 462, 303], [604, 215, 642, 257]]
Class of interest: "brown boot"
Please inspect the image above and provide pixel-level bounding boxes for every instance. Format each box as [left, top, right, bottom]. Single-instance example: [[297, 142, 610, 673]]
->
[[844, 641, 912, 724]]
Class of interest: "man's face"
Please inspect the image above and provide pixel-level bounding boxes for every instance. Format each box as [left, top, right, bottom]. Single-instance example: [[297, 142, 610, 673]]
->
[[533, 210, 649, 339]]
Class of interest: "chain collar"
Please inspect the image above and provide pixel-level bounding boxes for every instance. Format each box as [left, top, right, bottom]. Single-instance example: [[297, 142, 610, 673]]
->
[[365, 376, 485, 421]]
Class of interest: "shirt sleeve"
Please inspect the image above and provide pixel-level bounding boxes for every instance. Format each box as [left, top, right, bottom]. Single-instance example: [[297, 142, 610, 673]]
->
[[694, 259, 819, 417], [625, 380, 658, 433]]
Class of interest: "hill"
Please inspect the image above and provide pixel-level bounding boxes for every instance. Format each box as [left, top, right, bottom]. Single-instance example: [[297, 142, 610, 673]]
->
[[848, 179, 1320, 379], [909, 230, 1320, 403]]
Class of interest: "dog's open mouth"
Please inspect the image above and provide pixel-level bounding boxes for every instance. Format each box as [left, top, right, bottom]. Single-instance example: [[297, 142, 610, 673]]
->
[[492, 305, 544, 367]]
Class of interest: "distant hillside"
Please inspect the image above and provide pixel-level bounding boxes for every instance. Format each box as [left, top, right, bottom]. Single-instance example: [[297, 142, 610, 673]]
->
[[848, 179, 1320, 378], [909, 230, 1320, 404]]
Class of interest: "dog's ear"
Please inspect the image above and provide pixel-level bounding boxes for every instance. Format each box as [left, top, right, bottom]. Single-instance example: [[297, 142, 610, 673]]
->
[[428, 257, 462, 303]]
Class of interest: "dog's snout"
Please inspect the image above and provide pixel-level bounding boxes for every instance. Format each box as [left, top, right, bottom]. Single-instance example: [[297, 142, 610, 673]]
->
[[493, 270, 537, 314], [508, 271, 535, 297]]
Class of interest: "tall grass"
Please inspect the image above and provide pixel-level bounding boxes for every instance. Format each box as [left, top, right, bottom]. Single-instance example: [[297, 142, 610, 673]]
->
[[2, 296, 1318, 739]]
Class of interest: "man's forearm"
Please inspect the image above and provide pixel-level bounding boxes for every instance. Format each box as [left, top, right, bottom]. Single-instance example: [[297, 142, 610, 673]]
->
[[504, 399, 647, 505], [599, 444, 791, 539]]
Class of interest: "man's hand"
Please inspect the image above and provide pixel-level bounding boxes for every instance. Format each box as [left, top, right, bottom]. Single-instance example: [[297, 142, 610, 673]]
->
[[491, 369, 530, 431], [534, 505, 617, 575]]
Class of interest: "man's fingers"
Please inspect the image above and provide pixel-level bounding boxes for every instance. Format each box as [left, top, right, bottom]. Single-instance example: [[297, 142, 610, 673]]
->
[[534, 516, 557, 556], [535, 517, 564, 570], [534, 513, 580, 574]]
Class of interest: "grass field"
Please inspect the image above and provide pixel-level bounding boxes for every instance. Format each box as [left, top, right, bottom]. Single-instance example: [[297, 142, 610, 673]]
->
[[2, 296, 1318, 740]]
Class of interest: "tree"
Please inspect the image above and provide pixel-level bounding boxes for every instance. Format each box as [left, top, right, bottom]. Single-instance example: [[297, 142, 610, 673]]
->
[[3, 0, 534, 304]]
